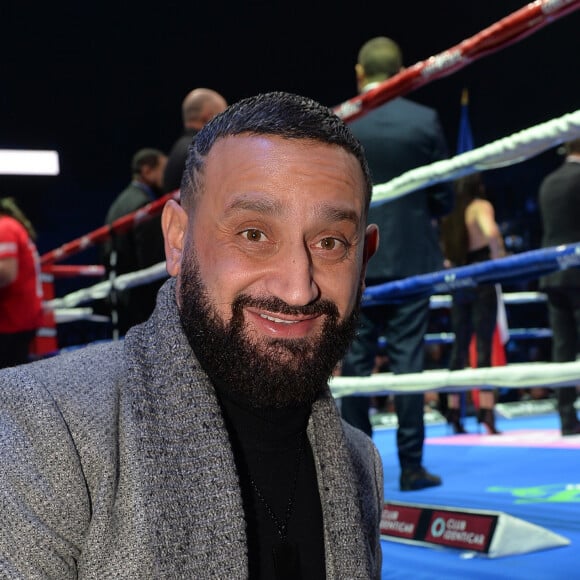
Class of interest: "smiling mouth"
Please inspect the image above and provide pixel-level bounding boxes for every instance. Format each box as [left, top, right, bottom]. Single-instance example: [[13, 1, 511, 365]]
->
[[259, 313, 301, 325]]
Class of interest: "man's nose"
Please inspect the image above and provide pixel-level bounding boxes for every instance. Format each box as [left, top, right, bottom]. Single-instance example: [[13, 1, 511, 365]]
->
[[264, 242, 320, 307]]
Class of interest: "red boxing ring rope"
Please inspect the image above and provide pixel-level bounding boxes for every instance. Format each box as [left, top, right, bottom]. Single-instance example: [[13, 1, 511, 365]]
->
[[333, 0, 580, 123], [43, 265, 106, 278], [40, 191, 178, 267]]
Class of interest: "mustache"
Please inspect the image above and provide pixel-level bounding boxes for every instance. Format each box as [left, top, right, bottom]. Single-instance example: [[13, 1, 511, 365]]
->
[[231, 294, 340, 319]]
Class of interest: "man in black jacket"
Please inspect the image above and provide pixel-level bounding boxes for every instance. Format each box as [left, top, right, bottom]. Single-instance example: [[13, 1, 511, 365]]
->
[[539, 138, 580, 436], [340, 37, 454, 491], [103, 148, 167, 336], [163, 88, 227, 194]]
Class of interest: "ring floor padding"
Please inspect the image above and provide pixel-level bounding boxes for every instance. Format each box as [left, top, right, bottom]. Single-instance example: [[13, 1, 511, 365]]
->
[[377, 412, 580, 579]]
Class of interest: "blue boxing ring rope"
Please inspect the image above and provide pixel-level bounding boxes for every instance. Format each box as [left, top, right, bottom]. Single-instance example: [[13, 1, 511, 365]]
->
[[330, 242, 580, 398], [363, 243, 580, 305]]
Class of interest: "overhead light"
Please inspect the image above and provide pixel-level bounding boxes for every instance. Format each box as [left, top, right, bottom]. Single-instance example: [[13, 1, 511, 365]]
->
[[0, 149, 60, 176]]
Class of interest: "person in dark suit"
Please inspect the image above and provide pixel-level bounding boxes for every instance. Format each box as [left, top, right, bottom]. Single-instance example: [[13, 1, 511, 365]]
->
[[538, 138, 580, 436], [103, 148, 167, 336], [163, 88, 227, 193], [340, 36, 454, 491]]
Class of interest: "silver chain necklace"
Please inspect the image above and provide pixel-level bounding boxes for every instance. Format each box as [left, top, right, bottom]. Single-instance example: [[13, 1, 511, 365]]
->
[[248, 432, 305, 579]]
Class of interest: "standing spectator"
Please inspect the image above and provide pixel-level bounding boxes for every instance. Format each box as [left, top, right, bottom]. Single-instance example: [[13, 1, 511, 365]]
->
[[538, 138, 580, 436], [163, 87, 227, 193], [340, 36, 454, 491], [0, 197, 43, 368], [441, 173, 505, 434], [103, 148, 167, 336]]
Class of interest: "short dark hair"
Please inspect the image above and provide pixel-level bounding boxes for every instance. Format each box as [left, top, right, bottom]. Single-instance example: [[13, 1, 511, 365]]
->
[[180, 91, 372, 213], [130, 148, 164, 175], [358, 37, 402, 79]]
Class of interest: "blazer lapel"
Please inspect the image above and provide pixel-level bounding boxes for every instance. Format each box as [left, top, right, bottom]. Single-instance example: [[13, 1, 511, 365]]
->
[[309, 392, 375, 579], [123, 280, 249, 577]]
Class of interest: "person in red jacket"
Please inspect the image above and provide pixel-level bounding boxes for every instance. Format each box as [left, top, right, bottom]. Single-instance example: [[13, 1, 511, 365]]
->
[[0, 197, 43, 368]]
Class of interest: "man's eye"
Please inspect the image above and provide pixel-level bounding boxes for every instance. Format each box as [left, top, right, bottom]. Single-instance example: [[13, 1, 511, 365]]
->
[[318, 237, 345, 251], [242, 229, 265, 242]]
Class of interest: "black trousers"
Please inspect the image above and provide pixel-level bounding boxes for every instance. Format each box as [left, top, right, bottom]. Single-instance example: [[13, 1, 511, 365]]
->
[[340, 295, 430, 470], [448, 284, 497, 371], [545, 287, 580, 425]]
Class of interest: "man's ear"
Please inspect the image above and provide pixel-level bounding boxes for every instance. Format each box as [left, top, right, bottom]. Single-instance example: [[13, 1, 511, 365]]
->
[[355, 63, 365, 84], [358, 224, 379, 292], [362, 223, 379, 272], [140, 163, 155, 184], [162, 199, 188, 277]]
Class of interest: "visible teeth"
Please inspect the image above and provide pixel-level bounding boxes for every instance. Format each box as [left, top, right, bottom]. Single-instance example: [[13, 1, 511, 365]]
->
[[260, 313, 297, 324]]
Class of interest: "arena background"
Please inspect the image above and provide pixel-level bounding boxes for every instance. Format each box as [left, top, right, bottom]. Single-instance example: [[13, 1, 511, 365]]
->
[[1, 1, 579, 311], [1, 3, 580, 576]]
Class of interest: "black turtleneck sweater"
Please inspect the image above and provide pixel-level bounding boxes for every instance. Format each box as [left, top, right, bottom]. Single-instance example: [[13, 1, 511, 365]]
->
[[216, 389, 326, 579]]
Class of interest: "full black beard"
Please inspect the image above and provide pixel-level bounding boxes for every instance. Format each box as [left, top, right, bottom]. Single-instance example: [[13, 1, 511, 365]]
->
[[178, 253, 360, 409]]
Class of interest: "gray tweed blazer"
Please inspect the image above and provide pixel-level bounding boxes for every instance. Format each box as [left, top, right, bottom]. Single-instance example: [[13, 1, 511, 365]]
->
[[0, 279, 383, 579]]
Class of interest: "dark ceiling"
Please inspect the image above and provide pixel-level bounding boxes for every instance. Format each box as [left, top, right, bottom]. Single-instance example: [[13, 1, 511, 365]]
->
[[1, 1, 578, 253]]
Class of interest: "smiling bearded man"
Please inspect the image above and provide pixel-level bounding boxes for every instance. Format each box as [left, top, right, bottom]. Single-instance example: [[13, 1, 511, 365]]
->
[[158, 92, 382, 578]]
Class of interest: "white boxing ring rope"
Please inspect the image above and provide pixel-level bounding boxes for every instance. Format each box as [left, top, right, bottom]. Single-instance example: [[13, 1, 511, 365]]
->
[[47, 262, 168, 310], [329, 361, 580, 398], [371, 109, 580, 206]]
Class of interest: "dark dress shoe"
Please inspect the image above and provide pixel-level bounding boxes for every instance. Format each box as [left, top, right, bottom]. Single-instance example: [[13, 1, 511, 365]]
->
[[400, 467, 442, 491], [561, 422, 580, 436]]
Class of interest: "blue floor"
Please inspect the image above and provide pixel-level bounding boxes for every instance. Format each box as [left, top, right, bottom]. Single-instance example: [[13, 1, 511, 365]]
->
[[375, 413, 580, 579]]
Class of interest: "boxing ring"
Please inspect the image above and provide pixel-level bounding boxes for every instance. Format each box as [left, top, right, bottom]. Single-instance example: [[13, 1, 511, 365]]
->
[[31, 1, 580, 575]]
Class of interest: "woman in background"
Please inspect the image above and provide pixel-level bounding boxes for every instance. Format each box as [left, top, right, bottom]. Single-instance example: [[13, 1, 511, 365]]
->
[[441, 173, 505, 434], [0, 197, 43, 368]]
